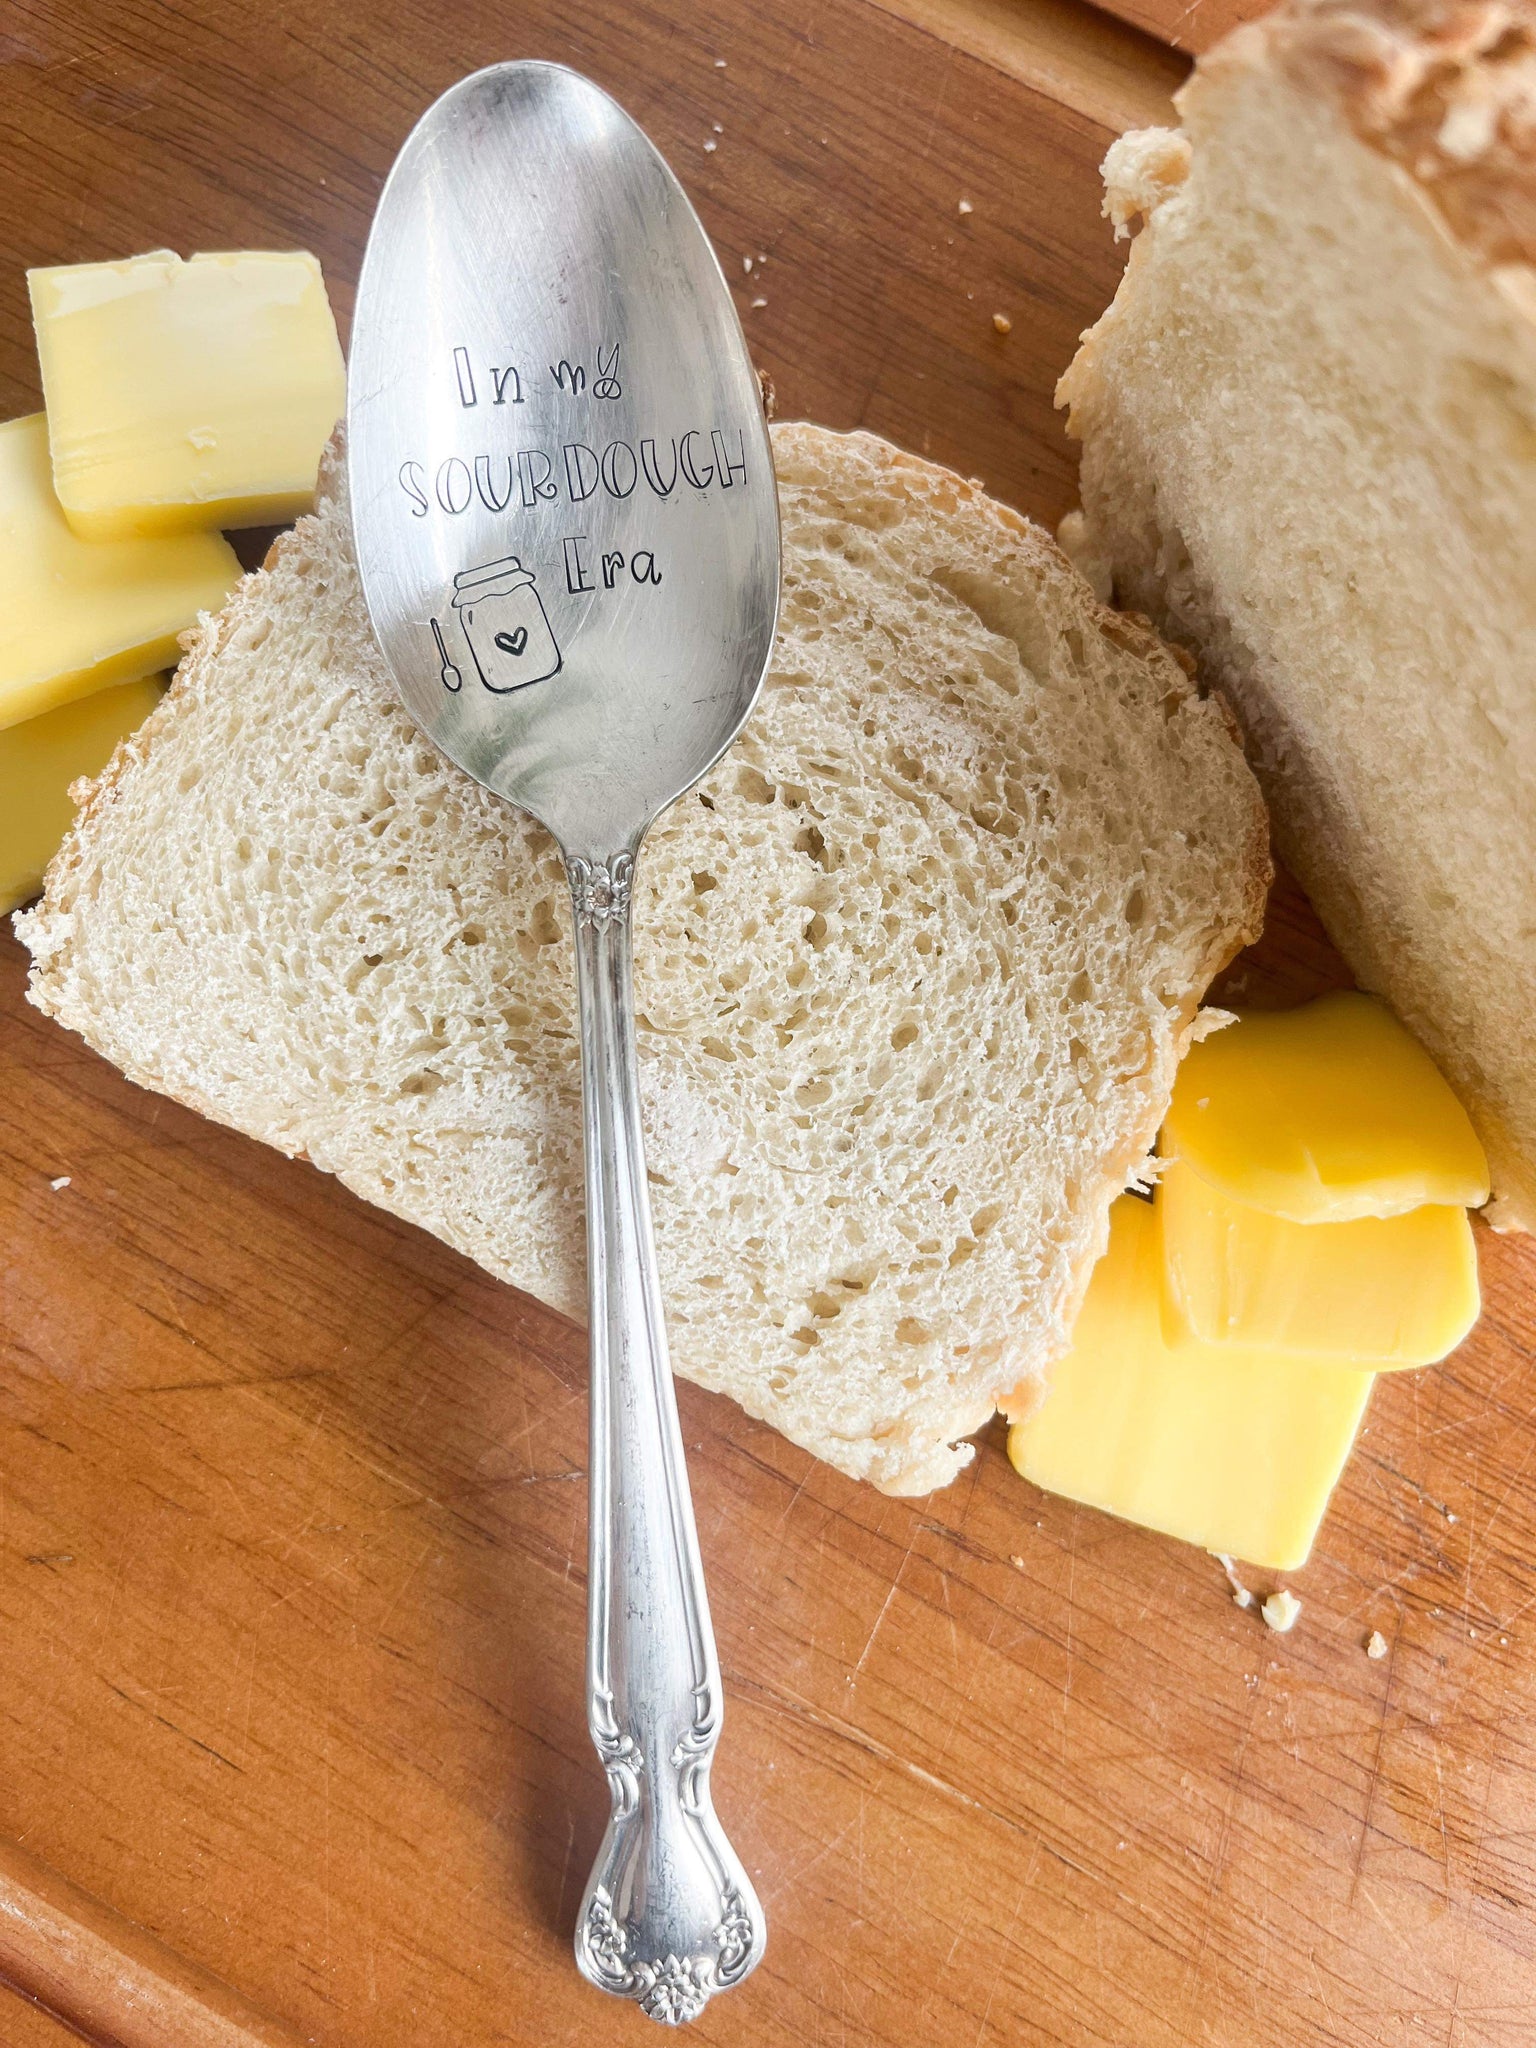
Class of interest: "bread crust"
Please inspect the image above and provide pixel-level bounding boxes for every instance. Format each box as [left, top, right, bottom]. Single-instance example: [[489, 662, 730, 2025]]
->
[[1204, 0, 1536, 273]]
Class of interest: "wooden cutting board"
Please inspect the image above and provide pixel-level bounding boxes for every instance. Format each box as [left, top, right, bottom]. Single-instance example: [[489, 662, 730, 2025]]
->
[[3, 2, 1534, 2043], [1090, 0, 1258, 53]]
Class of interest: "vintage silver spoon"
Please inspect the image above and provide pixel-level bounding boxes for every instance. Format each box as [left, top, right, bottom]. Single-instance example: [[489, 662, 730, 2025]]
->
[[348, 62, 778, 2025]]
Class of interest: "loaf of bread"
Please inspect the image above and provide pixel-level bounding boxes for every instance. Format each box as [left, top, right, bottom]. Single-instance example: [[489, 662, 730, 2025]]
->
[[1058, 0, 1536, 1228], [17, 424, 1267, 1492]]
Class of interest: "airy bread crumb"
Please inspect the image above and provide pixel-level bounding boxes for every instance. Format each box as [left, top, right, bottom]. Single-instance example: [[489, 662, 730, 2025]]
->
[[1263, 1588, 1303, 1633]]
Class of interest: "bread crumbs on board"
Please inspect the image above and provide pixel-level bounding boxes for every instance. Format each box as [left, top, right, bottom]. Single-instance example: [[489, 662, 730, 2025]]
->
[[1263, 1589, 1302, 1633], [1215, 1552, 1255, 1610]]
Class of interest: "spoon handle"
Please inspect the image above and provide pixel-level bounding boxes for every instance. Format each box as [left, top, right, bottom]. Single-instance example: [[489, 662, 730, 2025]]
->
[[566, 847, 766, 2026]]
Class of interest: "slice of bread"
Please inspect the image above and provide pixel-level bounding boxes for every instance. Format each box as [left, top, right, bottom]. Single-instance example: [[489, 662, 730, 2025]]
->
[[1058, 0, 1536, 1228], [17, 423, 1267, 1493]]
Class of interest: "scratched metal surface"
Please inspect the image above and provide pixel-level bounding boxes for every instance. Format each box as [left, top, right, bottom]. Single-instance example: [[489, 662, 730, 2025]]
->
[[2, 0, 1535, 2043]]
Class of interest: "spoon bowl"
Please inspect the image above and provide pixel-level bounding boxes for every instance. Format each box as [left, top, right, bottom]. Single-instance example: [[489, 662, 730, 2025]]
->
[[349, 61, 779, 852], [349, 62, 779, 2024]]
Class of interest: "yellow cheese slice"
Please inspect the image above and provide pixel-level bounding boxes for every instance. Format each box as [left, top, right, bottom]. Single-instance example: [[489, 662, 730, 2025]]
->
[[0, 672, 166, 913], [1159, 1157, 1480, 1367], [29, 249, 346, 540], [1, 414, 238, 730], [1007, 1195, 1373, 1571], [1165, 992, 1488, 1221]]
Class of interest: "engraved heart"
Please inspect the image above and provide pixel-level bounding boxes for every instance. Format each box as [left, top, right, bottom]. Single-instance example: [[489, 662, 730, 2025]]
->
[[494, 626, 529, 657]]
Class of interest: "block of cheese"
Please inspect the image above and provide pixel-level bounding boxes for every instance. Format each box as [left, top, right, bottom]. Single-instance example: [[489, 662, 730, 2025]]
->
[[29, 249, 346, 540], [0, 674, 166, 914], [1, 414, 238, 729], [1159, 1157, 1480, 1367], [1007, 1195, 1374, 1570], [1164, 993, 1489, 1222]]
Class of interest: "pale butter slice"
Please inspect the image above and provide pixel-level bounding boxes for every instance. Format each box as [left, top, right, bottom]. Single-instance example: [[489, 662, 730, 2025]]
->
[[1159, 1156, 1480, 1368], [1, 414, 238, 729], [1007, 1195, 1373, 1572], [0, 672, 166, 913], [1164, 992, 1489, 1222], [29, 249, 346, 540]]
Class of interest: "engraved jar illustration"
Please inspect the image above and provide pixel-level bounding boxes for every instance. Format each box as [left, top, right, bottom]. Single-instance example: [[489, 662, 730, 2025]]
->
[[450, 554, 561, 692]]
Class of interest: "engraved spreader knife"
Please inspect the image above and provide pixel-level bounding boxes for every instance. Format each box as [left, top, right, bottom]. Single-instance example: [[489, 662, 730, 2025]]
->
[[348, 63, 778, 2024]]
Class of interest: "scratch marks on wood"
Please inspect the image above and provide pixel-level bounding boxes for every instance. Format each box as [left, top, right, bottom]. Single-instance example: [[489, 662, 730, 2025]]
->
[[741, 1667, 1011, 1834], [372, 1539, 435, 1641], [552, 1812, 576, 1934], [1350, 1630, 1398, 1907], [1061, 1514, 1079, 1763], [101, 1679, 242, 1772], [774, 1464, 813, 1539], [972, 1876, 1028, 2048], [852, 1521, 919, 1677], [852, 1576, 900, 1678]]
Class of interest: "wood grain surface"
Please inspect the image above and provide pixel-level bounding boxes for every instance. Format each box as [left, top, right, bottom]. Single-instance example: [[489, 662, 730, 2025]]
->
[[1085, 0, 1256, 55], [3, 1996, 95, 2048], [2, 2, 1535, 2045]]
